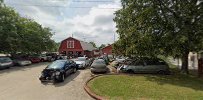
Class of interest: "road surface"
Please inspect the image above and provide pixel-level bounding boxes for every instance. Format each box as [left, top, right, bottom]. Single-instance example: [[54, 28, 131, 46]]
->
[[0, 62, 93, 100]]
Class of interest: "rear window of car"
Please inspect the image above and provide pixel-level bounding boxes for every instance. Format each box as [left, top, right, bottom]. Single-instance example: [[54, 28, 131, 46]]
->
[[0, 57, 12, 63], [92, 60, 106, 65]]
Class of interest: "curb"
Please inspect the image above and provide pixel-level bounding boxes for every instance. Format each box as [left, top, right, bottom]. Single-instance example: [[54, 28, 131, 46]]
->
[[84, 74, 119, 100], [84, 73, 140, 100], [84, 75, 105, 100]]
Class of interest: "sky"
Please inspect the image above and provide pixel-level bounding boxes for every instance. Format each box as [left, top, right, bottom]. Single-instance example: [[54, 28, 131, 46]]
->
[[4, 0, 121, 46]]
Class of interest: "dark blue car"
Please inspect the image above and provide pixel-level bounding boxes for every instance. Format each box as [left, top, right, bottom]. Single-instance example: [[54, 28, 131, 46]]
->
[[39, 60, 78, 83]]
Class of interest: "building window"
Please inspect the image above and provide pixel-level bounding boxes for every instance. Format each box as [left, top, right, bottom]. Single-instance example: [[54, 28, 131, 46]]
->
[[67, 41, 74, 48]]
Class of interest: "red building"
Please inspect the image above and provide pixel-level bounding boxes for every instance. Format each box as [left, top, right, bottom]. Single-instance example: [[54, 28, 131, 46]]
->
[[101, 45, 112, 55], [58, 37, 96, 58]]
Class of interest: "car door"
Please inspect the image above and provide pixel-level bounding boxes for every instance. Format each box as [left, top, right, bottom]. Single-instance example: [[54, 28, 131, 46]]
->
[[131, 61, 144, 73], [64, 62, 72, 75], [144, 60, 158, 73], [69, 60, 75, 73]]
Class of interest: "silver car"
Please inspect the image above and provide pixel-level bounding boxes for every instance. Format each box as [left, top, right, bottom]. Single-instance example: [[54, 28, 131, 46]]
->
[[0, 56, 13, 69], [13, 59, 32, 66], [91, 59, 108, 73], [74, 57, 89, 69], [118, 58, 170, 74]]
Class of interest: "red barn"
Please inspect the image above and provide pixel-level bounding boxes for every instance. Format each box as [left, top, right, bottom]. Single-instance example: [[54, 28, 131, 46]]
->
[[58, 37, 96, 58], [101, 45, 112, 55]]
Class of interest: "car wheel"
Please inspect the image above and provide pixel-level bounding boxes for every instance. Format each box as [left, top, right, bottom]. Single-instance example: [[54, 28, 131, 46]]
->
[[73, 68, 77, 73], [41, 59, 44, 62], [60, 74, 65, 82]]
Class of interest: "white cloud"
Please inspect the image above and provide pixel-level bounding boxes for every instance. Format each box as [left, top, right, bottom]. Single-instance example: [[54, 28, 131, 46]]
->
[[5, 0, 121, 46]]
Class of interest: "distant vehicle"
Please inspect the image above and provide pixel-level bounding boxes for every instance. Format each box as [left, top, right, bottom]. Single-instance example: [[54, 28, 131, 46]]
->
[[10, 54, 32, 66], [91, 59, 108, 73], [39, 54, 48, 62], [118, 58, 170, 74], [57, 54, 67, 60], [13, 59, 32, 66], [0, 56, 13, 69], [89, 58, 95, 65], [99, 55, 110, 65], [46, 53, 58, 62], [115, 57, 126, 63], [108, 55, 114, 62], [39, 60, 77, 83], [74, 57, 89, 69], [28, 56, 41, 63]]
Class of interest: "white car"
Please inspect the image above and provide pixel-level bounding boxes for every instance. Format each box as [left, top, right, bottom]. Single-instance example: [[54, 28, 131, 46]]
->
[[39, 54, 48, 61], [13, 59, 32, 66], [74, 57, 90, 69]]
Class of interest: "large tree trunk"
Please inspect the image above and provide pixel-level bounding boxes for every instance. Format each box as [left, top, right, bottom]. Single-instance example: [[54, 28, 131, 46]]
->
[[181, 51, 189, 74]]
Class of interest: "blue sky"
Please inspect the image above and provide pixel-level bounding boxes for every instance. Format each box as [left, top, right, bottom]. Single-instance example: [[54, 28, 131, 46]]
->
[[4, 0, 121, 46]]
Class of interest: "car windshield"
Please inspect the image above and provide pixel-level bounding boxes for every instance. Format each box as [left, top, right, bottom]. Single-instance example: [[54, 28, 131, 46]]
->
[[0, 57, 12, 63], [47, 61, 65, 69]]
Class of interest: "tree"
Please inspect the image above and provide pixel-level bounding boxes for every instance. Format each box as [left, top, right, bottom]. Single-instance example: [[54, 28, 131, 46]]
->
[[0, 6, 21, 53], [89, 41, 97, 48], [113, 40, 126, 56], [99, 44, 106, 50], [114, 0, 203, 74], [0, 5, 56, 54]]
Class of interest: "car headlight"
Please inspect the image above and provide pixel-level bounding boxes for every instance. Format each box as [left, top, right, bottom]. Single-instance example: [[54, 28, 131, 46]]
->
[[55, 71, 60, 75]]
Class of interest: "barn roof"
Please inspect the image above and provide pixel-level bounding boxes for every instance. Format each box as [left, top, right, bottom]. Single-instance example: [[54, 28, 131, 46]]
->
[[80, 41, 96, 51], [62, 37, 96, 51]]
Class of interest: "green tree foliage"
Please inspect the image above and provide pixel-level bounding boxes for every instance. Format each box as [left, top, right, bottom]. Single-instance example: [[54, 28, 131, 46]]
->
[[99, 44, 106, 50], [113, 40, 126, 56], [0, 5, 56, 54], [0, 7, 20, 53], [89, 41, 97, 48], [114, 0, 203, 73]]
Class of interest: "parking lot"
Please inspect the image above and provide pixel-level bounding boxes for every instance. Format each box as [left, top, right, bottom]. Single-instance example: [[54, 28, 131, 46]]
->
[[0, 62, 93, 100]]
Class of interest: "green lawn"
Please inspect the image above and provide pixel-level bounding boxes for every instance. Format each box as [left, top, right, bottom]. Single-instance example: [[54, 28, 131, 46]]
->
[[88, 74, 203, 100]]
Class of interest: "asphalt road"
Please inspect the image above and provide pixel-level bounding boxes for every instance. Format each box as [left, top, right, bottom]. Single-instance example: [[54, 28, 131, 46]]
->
[[0, 62, 93, 100]]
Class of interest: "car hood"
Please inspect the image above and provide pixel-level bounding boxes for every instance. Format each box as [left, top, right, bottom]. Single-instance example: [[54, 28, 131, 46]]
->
[[75, 61, 85, 65]]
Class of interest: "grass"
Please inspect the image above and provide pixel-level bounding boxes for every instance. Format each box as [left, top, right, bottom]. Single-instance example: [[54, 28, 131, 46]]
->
[[88, 74, 203, 100]]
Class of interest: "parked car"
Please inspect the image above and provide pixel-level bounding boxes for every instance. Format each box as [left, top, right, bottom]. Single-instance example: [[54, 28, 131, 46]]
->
[[13, 59, 32, 66], [39, 54, 48, 62], [46, 53, 58, 62], [0, 56, 13, 69], [91, 59, 108, 73], [99, 55, 110, 65], [27, 56, 41, 63], [89, 58, 95, 65], [74, 57, 90, 69], [108, 55, 114, 62], [39, 60, 77, 83], [118, 58, 170, 74], [115, 57, 126, 64]]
